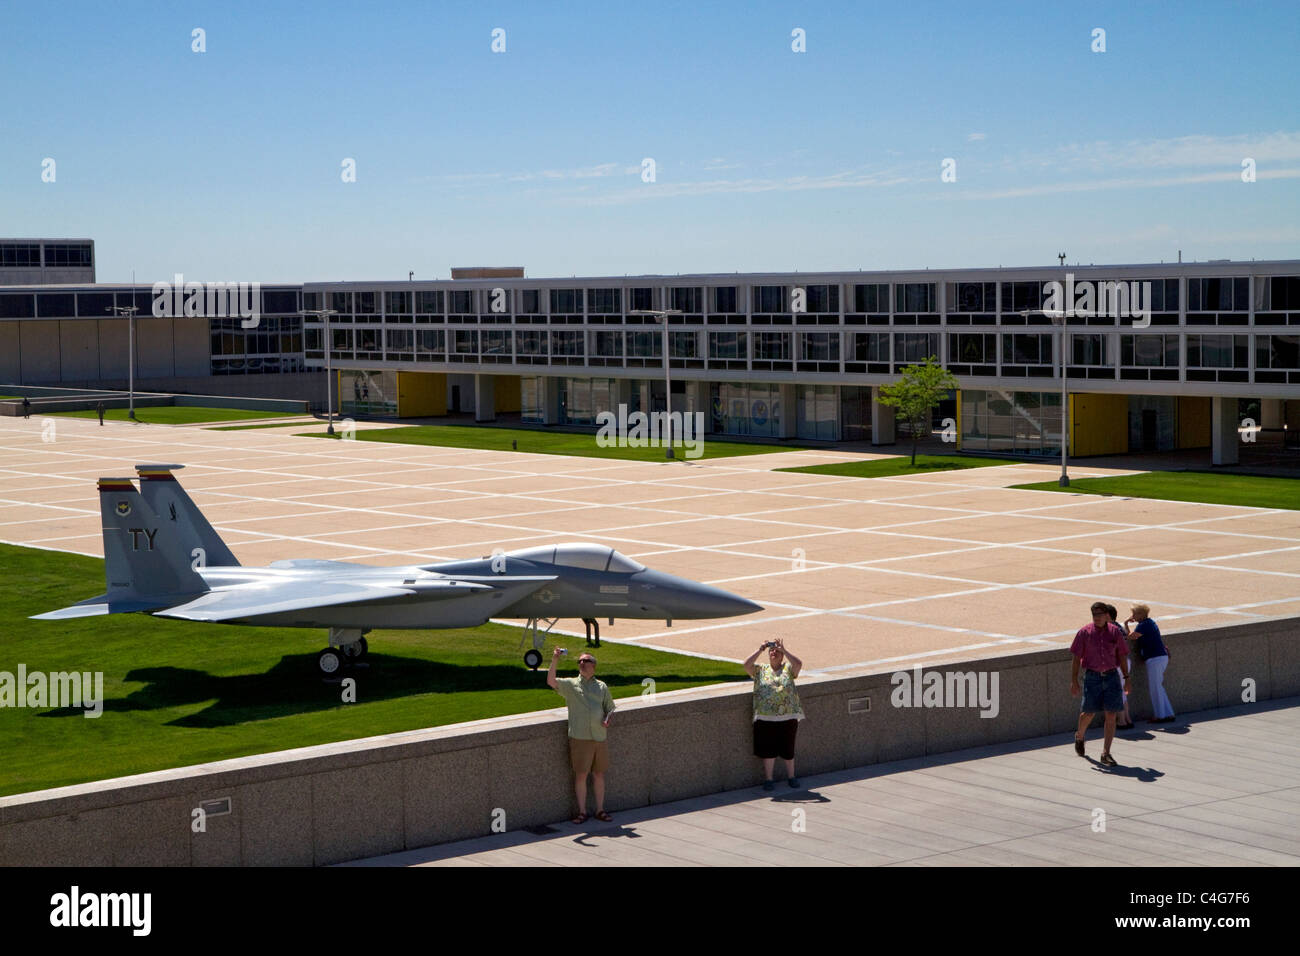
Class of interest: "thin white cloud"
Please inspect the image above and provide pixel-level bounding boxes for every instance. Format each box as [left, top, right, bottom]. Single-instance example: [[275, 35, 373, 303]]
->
[[952, 166, 1300, 200], [967, 132, 986, 142], [1021, 131, 1300, 173], [556, 167, 919, 205]]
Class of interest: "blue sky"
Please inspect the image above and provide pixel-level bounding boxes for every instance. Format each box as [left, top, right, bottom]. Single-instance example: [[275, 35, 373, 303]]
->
[[3, 0, 1297, 282]]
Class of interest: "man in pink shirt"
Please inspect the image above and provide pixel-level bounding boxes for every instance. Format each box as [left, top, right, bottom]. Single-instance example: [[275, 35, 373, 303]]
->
[[1070, 601, 1131, 766]]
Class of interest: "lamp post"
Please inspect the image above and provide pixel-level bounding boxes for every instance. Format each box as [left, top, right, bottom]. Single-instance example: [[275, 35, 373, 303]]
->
[[1022, 308, 1070, 486], [108, 302, 139, 420], [629, 308, 683, 459], [303, 308, 339, 434]]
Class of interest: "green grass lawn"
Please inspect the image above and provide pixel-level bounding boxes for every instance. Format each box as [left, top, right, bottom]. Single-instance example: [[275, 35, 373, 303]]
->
[[300, 424, 819, 461], [1012, 471, 1300, 510], [55, 406, 297, 425], [777, 454, 1013, 478], [0, 544, 747, 797]]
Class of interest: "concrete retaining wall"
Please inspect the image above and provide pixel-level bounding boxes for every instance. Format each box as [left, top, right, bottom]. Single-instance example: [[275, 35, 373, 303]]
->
[[1, 616, 1295, 866], [0, 390, 308, 416]]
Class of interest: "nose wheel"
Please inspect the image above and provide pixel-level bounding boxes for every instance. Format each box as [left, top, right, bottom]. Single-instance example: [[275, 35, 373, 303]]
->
[[319, 628, 370, 677], [521, 617, 559, 669]]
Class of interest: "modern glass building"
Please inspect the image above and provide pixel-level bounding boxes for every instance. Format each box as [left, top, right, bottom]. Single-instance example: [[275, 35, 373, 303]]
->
[[300, 262, 1300, 464], [4, 250, 1299, 465]]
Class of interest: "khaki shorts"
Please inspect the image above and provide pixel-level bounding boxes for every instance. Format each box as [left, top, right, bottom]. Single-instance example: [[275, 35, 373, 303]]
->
[[569, 738, 610, 775]]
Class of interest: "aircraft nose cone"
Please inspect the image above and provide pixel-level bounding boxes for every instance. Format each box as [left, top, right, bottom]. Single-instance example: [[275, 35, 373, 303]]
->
[[636, 570, 763, 619]]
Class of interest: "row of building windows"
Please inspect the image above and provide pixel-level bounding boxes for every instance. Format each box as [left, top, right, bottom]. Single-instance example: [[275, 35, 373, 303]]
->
[[0, 242, 93, 269], [302, 327, 1300, 372], [209, 316, 304, 359], [303, 276, 1300, 319], [0, 289, 301, 318]]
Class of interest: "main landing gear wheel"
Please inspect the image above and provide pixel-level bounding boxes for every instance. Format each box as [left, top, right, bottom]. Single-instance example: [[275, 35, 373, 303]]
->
[[523, 648, 544, 670], [341, 636, 369, 660], [318, 648, 343, 677]]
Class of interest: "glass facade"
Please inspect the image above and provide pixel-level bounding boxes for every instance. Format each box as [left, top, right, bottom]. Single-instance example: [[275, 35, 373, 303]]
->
[[558, 376, 615, 425], [521, 375, 544, 423], [961, 389, 1063, 456], [796, 384, 839, 440], [1128, 396, 1177, 452], [211, 315, 304, 375], [340, 369, 397, 415], [710, 382, 784, 437]]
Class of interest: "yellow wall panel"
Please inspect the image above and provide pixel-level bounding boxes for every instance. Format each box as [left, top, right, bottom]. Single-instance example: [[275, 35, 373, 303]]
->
[[397, 371, 447, 418], [1070, 392, 1129, 457], [495, 375, 521, 413], [1178, 396, 1211, 449]]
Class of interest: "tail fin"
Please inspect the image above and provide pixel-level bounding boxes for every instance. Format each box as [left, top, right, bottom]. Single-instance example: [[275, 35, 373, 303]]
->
[[98, 477, 209, 605], [135, 464, 240, 568]]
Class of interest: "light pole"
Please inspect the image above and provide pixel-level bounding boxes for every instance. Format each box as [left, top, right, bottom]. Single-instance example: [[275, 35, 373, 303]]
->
[[1022, 308, 1070, 486], [108, 302, 139, 420], [629, 308, 683, 459], [303, 308, 339, 434]]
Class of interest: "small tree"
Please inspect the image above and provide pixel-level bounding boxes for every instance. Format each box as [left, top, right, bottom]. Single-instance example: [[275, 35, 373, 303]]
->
[[877, 356, 959, 466]]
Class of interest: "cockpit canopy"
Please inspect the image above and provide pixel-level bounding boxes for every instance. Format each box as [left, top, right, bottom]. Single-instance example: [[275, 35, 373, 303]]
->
[[506, 543, 645, 573]]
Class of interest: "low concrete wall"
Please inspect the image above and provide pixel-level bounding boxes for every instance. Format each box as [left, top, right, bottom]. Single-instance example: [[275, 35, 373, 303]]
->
[[2, 616, 1295, 866], [0, 391, 308, 416]]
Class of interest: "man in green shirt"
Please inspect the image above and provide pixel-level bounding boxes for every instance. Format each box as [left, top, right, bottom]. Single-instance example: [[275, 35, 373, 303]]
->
[[547, 646, 616, 824]]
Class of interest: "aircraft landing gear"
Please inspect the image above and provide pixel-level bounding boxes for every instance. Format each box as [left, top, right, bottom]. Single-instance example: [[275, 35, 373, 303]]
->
[[582, 617, 601, 648], [320, 627, 370, 677], [341, 636, 369, 661], [521, 617, 558, 669], [318, 647, 343, 677]]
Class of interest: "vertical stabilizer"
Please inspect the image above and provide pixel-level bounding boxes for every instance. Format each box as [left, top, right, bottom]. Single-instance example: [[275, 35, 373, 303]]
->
[[135, 464, 240, 568], [99, 477, 209, 604]]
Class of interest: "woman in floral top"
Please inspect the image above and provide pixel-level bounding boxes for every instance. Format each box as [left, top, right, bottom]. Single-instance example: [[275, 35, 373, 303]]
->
[[743, 638, 804, 791]]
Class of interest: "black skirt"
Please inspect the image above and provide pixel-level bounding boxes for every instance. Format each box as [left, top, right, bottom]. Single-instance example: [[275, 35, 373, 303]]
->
[[753, 718, 799, 759]]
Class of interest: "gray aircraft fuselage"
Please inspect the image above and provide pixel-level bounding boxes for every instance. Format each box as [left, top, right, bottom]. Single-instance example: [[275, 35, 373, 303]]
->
[[184, 552, 759, 630]]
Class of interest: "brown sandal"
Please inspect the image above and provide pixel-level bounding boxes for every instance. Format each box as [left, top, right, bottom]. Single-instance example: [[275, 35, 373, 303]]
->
[[594, 810, 613, 822], [571, 813, 588, 825]]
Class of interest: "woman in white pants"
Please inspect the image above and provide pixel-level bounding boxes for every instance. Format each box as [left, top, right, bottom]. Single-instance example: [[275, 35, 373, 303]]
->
[[1126, 604, 1175, 722]]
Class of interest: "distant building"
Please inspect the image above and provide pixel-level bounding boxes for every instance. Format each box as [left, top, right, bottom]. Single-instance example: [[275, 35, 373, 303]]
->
[[0, 239, 94, 285], [3, 239, 1298, 464]]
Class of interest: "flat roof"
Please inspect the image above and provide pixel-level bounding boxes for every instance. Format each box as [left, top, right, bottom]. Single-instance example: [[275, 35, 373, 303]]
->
[[305, 259, 1300, 287]]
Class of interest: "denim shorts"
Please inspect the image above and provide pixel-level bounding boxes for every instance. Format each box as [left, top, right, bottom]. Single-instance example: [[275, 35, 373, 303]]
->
[[1082, 669, 1124, 713]]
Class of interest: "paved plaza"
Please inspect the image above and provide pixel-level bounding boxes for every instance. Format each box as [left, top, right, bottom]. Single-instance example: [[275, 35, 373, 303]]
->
[[1, 413, 1298, 675]]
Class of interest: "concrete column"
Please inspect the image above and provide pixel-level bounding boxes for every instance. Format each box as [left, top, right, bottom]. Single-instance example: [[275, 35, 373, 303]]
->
[[778, 384, 797, 438], [542, 376, 561, 424], [871, 386, 896, 445], [1261, 398, 1283, 429], [1211, 395, 1239, 465], [474, 374, 496, 422]]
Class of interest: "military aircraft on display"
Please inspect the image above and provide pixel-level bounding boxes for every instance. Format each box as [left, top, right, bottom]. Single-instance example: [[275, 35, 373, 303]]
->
[[33, 465, 763, 676]]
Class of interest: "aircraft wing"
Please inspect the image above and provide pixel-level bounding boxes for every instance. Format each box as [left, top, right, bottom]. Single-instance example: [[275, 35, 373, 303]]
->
[[152, 578, 487, 623]]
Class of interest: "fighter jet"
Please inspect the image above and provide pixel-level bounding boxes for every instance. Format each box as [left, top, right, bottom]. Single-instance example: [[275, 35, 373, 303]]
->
[[33, 465, 763, 676]]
